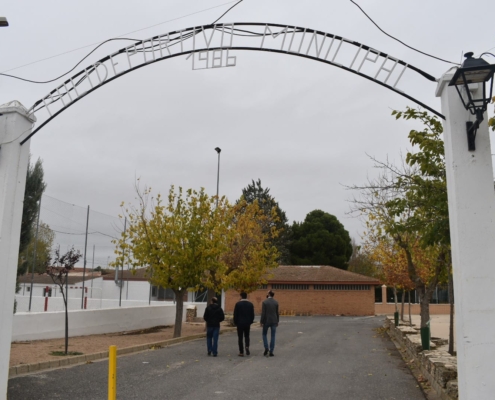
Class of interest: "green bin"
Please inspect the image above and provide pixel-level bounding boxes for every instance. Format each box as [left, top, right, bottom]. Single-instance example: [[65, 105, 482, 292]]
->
[[394, 311, 399, 327], [420, 320, 430, 350]]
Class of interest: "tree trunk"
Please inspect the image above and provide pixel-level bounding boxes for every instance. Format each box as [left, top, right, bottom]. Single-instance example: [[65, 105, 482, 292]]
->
[[393, 286, 398, 313], [173, 289, 184, 338], [408, 290, 412, 326], [418, 285, 432, 328], [62, 291, 68, 355], [400, 289, 405, 321], [448, 270, 455, 355], [207, 288, 215, 305]]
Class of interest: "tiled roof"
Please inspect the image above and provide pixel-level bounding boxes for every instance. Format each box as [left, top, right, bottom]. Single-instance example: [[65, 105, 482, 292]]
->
[[103, 268, 150, 281], [17, 274, 89, 285], [267, 265, 380, 284]]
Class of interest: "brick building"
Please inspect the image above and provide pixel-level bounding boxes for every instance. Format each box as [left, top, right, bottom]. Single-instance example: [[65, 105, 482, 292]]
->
[[225, 265, 380, 316]]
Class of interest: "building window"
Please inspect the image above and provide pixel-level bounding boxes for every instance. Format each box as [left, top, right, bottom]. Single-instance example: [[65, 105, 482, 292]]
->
[[271, 284, 309, 290], [259, 284, 268, 290], [314, 284, 370, 291]]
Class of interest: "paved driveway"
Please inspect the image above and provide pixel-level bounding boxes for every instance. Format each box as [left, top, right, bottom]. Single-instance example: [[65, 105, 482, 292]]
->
[[8, 316, 425, 400]]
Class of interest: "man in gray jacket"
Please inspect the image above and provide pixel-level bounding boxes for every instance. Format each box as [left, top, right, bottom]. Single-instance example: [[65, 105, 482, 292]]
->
[[260, 290, 279, 356]]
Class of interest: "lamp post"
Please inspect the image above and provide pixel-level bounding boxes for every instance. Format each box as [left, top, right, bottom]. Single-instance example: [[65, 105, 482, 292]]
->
[[213, 147, 224, 308], [448, 52, 495, 151], [437, 52, 495, 399], [215, 147, 221, 208]]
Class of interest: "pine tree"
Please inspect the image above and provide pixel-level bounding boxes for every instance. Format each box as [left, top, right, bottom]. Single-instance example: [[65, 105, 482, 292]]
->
[[239, 179, 291, 264]]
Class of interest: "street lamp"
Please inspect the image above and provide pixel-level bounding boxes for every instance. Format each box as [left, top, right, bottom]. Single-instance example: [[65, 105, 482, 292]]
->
[[0, 17, 8, 27], [214, 147, 221, 208], [449, 52, 495, 151]]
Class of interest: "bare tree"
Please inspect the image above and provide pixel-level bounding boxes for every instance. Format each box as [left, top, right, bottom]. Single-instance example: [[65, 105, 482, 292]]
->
[[347, 155, 447, 331], [46, 247, 82, 355]]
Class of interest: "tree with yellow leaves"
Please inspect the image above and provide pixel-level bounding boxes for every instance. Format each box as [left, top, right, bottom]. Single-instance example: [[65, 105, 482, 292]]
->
[[218, 199, 280, 293], [114, 185, 281, 337], [113, 185, 229, 338]]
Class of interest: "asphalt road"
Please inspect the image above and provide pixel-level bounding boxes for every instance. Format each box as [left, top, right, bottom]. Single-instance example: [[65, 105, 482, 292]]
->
[[8, 316, 425, 400]]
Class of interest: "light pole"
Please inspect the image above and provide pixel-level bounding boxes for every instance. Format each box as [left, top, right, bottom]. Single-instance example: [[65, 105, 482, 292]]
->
[[215, 147, 221, 208], [212, 147, 224, 308]]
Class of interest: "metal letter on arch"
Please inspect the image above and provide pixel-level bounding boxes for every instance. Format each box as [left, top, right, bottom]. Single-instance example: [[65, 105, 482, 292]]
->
[[22, 22, 444, 144]]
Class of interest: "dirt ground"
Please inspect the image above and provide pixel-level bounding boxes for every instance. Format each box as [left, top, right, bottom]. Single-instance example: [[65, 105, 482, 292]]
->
[[9, 323, 206, 367]]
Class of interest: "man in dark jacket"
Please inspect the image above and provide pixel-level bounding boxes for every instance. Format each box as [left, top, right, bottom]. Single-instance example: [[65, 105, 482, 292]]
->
[[233, 292, 255, 357], [203, 297, 225, 357], [260, 290, 279, 357]]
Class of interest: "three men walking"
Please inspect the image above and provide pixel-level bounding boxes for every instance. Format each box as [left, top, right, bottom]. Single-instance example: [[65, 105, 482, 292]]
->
[[204, 290, 279, 357], [233, 292, 255, 356]]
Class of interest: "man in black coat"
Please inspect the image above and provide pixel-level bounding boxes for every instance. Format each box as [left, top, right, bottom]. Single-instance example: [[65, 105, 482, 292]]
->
[[260, 290, 279, 356], [233, 292, 255, 356], [203, 297, 225, 357]]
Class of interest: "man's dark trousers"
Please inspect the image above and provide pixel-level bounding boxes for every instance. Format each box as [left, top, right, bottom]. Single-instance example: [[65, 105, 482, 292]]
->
[[237, 325, 250, 353]]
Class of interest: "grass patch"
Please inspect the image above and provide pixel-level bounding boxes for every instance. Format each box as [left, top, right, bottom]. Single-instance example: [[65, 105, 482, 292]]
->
[[50, 351, 83, 356]]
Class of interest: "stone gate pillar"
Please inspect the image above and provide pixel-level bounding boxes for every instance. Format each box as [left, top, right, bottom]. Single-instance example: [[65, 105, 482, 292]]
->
[[436, 72, 495, 399], [0, 101, 34, 400]]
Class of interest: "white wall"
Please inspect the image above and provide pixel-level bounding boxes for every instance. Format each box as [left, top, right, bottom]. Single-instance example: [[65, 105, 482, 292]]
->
[[15, 296, 168, 313], [100, 279, 151, 302], [12, 302, 207, 341]]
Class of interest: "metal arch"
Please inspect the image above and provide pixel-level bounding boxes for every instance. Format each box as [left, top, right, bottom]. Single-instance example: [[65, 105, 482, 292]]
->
[[21, 22, 444, 145]]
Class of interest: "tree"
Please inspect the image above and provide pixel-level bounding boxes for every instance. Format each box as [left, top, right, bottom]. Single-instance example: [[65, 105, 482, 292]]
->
[[363, 227, 416, 322], [349, 155, 447, 331], [239, 179, 291, 263], [114, 185, 228, 338], [290, 210, 353, 269], [347, 238, 377, 278], [349, 108, 451, 342], [18, 222, 55, 275], [18, 157, 46, 276], [46, 247, 82, 355], [217, 199, 281, 293]]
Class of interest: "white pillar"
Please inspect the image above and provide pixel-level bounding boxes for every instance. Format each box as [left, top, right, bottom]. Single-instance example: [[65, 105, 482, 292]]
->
[[221, 288, 226, 311], [0, 101, 34, 400], [436, 72, 495, 399]]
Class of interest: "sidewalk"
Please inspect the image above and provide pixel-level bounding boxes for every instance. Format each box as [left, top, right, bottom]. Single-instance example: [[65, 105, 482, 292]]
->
[[387, 314, 455, 349], [9, 323, 239, 377]]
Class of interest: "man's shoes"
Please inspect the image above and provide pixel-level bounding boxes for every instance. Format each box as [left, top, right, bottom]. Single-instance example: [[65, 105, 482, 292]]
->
[[269, 352, 274, 357], [238, 353, 244, 357], [207, 351, 211, 356], [213, 354, 218, 357], [264, 348, 269, 356], [246, 347, 250, 356]]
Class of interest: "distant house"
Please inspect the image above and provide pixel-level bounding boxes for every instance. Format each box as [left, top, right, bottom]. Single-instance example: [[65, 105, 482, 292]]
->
[[102, 268, 193, 302], [17, 271, 97, 297], [225, 265, 380, 316]]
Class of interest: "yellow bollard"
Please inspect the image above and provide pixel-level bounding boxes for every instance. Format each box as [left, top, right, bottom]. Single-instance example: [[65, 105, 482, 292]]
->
[[108, 345, 117, 400]]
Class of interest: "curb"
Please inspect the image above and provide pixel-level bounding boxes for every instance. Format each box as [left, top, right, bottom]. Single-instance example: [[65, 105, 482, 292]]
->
[[9, 327, 237, 378]]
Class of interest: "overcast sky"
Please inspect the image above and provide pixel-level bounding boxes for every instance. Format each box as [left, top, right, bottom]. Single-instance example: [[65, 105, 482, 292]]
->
[[1, 0, 494, 264]]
